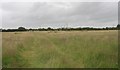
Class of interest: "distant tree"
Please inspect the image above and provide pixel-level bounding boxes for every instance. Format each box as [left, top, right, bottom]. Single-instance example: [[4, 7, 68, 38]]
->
[[29, 28, 33, 31], [117, 24, 120, 29], [47, 27, 53, 31], [0, 28, 2, 32], [47, 27, 51, 30], [18, 27, 26, 31]]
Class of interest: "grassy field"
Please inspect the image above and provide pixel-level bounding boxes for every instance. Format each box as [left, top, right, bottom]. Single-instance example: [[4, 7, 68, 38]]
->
[[2, 30, 118, 68], [0, 32, 1, 69]]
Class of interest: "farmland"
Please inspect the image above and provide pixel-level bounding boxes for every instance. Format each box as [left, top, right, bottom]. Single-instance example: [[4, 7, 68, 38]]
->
[[2, 30, 118, 68]]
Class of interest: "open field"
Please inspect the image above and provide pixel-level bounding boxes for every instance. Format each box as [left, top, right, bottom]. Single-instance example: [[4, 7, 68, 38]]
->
[[2, 30, 118, 68], [0, 32, 1, 69]]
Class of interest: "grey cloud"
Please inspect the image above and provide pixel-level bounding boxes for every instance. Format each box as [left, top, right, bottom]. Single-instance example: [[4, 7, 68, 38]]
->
[[2, 2, 118, 28]]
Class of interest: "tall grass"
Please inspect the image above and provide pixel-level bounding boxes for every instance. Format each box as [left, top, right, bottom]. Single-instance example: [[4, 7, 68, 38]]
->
[[2, 30, 118, 68], [0, 32, 2, 69]]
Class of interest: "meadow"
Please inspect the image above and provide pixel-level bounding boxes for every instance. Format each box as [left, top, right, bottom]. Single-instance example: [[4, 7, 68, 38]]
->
[[2, 30, 118, 68]]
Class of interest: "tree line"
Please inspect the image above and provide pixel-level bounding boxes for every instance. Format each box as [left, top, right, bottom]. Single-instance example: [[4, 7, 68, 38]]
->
[[1, 24, 120, 32]]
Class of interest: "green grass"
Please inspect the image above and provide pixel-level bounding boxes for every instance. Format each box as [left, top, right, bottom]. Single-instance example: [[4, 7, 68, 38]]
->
[[0, 32, 2, 69], [2, 30, 118, 68]]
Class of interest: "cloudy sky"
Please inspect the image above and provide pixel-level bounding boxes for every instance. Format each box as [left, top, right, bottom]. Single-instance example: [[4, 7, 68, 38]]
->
[[1, 2, 118, 29]]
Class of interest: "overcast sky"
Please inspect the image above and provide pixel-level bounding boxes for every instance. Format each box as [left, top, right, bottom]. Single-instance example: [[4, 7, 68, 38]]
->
[[1, 2, 118, 29]]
